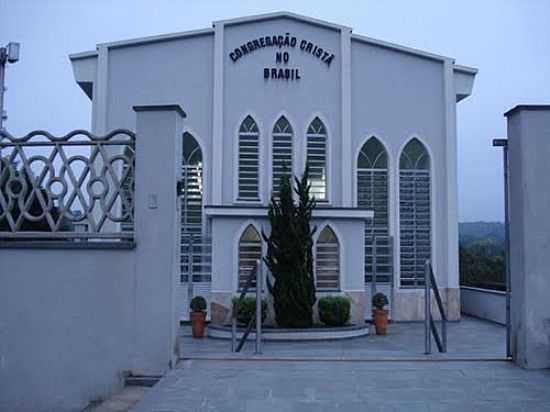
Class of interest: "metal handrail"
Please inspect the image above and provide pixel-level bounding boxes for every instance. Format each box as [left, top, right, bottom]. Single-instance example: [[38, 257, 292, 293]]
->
[[231, 259, 262, 354], [424, 260, 447, 354]]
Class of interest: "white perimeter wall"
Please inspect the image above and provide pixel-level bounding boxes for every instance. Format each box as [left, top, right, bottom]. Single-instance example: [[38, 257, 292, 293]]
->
[[0, 247, 136, 411]]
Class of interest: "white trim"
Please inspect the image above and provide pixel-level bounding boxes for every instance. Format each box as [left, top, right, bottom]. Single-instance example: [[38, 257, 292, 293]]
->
[[351, 33, 454, 63], [341, 28, 353, 207], [94, 46, 109, 135], [211, 23, 224, 205], [444, 60, 458, 289], [214, 11, 351, 32], [314, 221, 345, 291], [395, 135, 436, 289], [268, 111, 298, 199], [453, 64, 478, 75], [233, 220, 263, 292], [181, 127, 208, 234], [98, 28, 214, 50], [69, 50, 98, 60], [232, 112, 264, 204], [302, 112, 332, 204], [205, 206, 373, 220]]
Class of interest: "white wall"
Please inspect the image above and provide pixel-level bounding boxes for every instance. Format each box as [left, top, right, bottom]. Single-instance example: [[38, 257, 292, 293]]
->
[[461, 286, 506, 325], [0, 248, 136, 412]]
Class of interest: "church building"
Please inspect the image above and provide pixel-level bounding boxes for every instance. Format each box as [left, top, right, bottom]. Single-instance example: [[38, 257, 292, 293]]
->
[[69, 12, 476, 323]]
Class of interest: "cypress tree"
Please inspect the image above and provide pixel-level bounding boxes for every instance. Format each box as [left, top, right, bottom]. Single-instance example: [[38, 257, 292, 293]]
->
[[263, 168, 317, 328]]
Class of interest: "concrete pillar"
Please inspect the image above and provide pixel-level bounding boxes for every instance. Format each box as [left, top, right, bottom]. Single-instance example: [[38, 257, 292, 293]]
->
[[506, 105, 550, 369], [132, 104, 185, 373]]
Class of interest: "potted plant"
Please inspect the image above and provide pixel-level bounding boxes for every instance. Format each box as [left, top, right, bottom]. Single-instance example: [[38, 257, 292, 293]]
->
[[189, 296, 207, 338], [372, 292, 389, 335]]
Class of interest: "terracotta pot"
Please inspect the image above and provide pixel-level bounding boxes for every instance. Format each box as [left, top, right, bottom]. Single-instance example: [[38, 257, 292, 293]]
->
[[190, 311, 206, 338], [372, 308, 388, 335]]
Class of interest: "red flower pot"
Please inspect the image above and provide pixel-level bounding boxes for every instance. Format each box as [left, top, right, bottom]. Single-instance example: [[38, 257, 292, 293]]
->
[[190, 311, 206, 338]]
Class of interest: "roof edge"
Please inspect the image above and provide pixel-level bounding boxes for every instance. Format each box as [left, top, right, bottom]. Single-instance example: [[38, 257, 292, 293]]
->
[[504, 105, 550, 117], [97, 27, 214, 50], [214, 11, 351, 32], [69, 50, 98, 60], [453, 64, 478, 75], [351, 33, 452, 63]]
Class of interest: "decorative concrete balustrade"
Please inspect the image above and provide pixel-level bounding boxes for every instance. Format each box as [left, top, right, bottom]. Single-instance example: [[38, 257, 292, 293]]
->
[[0, 128, 135, 241]]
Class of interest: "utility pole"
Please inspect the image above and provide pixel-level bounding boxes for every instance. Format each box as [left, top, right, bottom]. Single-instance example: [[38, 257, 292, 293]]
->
[[0, 42, 20, 132]]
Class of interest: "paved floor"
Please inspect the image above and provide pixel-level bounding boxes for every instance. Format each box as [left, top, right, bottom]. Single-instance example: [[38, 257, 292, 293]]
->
[[180, 317, 506, 360], [129, 317, 549, 411], [131, 360, 550, 411]]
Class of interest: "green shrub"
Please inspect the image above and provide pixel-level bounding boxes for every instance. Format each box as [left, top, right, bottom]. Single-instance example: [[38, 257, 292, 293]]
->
[[318, 296, 351, 327], [232, 297, 268, 325], [372, 292, 389, 310], [190, 296, 207, 312]]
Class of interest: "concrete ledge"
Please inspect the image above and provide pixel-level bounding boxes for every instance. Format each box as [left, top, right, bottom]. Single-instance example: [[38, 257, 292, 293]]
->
[[461, 286, 506, 325], [207, 324, 369, 341]]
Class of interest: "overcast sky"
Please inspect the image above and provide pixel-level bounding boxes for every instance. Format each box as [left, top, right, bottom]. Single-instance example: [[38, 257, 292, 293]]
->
[[1, 0, 549, 222]]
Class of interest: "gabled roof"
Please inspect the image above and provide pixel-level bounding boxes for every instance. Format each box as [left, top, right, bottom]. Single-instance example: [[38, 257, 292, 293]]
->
[[213, 11, 351, 32]]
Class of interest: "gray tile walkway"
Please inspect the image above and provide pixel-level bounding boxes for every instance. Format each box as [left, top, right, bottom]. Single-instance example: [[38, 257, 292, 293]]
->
[[131, 360, 550, 411], [130, 317, 545, 411], [180, 316, 506, 360]]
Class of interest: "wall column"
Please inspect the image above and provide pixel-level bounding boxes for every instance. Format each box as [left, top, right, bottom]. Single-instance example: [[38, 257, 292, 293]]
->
[[506, 105, 550, 369], [132, 104, 185, 373]]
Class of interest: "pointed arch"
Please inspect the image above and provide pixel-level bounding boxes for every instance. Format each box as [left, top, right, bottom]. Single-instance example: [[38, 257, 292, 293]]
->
[[399, 137, 431, 288], [356, 136, 391, 284], [271, 115, 293, 197], [315, 224, 340, 291], [238, 223, 262, 290], [180, 132, 203, 236], [237, 115, 260, 201], [306, 116, 328, 201]]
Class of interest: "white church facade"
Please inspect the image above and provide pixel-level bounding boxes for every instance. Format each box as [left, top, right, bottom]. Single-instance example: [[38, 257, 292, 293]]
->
[[69, 12, 476, 323]]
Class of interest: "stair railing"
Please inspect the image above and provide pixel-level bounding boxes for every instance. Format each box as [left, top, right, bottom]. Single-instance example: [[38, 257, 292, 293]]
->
[[424, 259, 447, 354], [231, 259, 263, 354]]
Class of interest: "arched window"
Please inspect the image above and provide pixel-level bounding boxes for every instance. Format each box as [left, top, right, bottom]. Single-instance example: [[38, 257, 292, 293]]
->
[[315, 225, 340, 291], [180, 132, 203, 236], [271, 116, 293, 196], [238, 224, 262, 290], [357, 137, 391, 284], [399, 138, 431, 288], [306, 117, 328, 201], [238, 116, 260, 201]]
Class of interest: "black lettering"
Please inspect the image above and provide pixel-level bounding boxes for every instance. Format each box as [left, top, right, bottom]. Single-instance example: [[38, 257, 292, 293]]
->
[[290, 37, 297, 47], [260, 37, 265, 47], [305, 42, 313, 53], [315, 48, 323, 58], [275, 52, 282, 64], [240, 45, 248, 55], [266, 36, 272, 46], [284, 68, 290, 79], [300, 40, 307, 50], [264, 68, 269, 78], [230, 52, 236, 62], [325, 54, 334, 66], [247, 41, 254, 51], [235, 48, 242, 59], [278, 68, 284, 78], [296, 69, 301, 79], [271, 68, 277, 78], [253, 40, 261, 49], [283, 52, 289, 64]]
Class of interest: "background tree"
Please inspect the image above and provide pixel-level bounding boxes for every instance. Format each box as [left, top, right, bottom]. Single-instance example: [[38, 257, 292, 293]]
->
[[263, 169, 317, 328]]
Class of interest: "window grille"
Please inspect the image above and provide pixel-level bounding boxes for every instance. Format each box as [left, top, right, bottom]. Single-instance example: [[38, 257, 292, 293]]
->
[[180, 132, 203, 236], [238, 116, 260, 201], [306, 117, 328, 201], [238, 224, 262, 290], [315, 225, 340, 291], [271, 116, 293, 196], [399, 138, 431, 288], [357, 137, 391, 283]]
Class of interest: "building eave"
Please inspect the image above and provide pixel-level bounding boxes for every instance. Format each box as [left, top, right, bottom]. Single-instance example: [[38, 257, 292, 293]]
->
[[97, 27, 214, 50], [504, 105, 550, 117]]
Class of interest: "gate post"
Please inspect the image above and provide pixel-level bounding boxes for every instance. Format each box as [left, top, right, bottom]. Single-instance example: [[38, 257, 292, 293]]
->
[[132, 104, 186, 373]]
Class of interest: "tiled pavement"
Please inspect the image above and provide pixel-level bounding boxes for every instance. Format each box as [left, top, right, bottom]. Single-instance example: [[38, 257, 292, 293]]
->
[[130, 318, 550, 411], [131, 360, 550, 411]]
